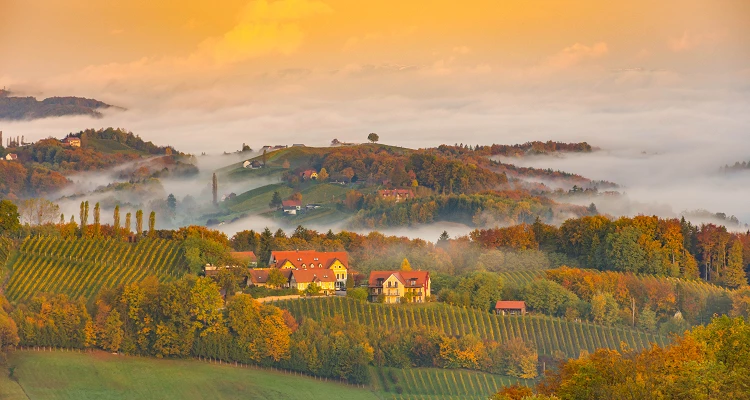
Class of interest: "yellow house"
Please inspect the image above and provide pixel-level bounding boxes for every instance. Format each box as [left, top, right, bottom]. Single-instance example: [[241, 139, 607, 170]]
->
[[290, 269, 337, 294], [269, 250, 349, 290], [368, 271, 431, 304]]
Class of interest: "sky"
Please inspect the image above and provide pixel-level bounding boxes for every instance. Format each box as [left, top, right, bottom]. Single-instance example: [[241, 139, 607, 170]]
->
[[1, 0, 750, 225]]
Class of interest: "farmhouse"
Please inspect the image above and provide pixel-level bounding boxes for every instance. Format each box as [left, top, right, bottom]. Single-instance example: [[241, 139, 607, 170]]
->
[[243, 160, 262, 169], [269, 250, 349, 289], [368, 271, 430, 304], [290, 269, 337, 294], [301, 169, 318, 180], [495, 301, 526, 316], [4, 153, 18, 161], [281, 200, 302, 215], [62, 137, 81, 147], [379, 189, 414, 202]]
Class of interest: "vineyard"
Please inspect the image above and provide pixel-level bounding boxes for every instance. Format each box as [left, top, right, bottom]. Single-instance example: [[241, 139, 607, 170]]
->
[[4, 236, 186, 303], [273, 297, 668, 358], [372, 367, 531, 400], [497, 270, 544, 288]]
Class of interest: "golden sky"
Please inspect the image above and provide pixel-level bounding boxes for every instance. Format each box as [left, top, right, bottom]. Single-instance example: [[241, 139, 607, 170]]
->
[[2, 0, 748, 84]]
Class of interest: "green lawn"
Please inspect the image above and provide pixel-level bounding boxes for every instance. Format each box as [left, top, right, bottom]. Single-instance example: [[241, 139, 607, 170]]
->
[[3, 351, 379, 400]]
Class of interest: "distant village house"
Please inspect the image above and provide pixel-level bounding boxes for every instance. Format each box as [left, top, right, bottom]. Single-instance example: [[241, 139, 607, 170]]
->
[[4, 153, 18, 161], [301, 169, 318, 180], [281, 200, 302, 215], [379, 189, 414, 202], [62, 137, 81, 147]]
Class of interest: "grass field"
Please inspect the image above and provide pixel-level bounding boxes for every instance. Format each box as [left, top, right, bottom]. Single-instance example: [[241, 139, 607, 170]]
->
[[3, 351, 379, 400]]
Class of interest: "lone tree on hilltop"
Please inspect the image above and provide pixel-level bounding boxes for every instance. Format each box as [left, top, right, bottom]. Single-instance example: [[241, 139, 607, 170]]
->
[[367, 133, 379, 143], [269, 191, 282, 209]]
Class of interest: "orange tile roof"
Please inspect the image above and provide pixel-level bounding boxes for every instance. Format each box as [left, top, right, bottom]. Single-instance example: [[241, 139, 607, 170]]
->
[[368, 270, 429, 287], [271, 250, 349, 270], [230, 251, 257, 262], [282, 200, 302, 208], [291, 269, 337, 284], [495, 301, 526, 310]]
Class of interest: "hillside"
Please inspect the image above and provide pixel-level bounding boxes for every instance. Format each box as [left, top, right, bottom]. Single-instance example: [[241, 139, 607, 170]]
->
[[3, 350, 378, 400], [4, 236, 186, 303], [272, 297, 668, 359], [0, 94, 120, 120]]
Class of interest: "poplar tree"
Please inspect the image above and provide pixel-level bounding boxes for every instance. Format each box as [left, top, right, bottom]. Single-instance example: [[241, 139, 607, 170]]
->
[[113, 205, 121, 230], [93, 202, 101, 236], [148, 211, 156, 236], [212, 173, 218, 206], [125, 212, 132, 233], [723, 241, 747, 289], [136, 210, 143, 235]]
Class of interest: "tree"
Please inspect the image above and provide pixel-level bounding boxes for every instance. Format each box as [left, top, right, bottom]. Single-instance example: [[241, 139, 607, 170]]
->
[[347, 287, 369, 301], [17, 198, 60, 225], [136, 210, 143, 235], [318, 168, 329, 181], [367, 133, 379, 143], [262, 149, 268, 166], [282, 159, 290, 169], [638, 307, 657, 332], [305, 283, 321, 296], [125, 212, 132, 233], [113, 205, 121, 230], [148, 211, 156, 236], [93, 202, 101, 236], [167, 194, 177, 218], [100, 309, 123, 353], [523, 280, 579, 317], [591, 292, 619, 325], [723, 240, 747, 288], [267, 268, 288, 288], [0, 200, 20, 233], [269, 191, 283, 209], [212, 173, 218, 206], [401, 258, 412, 271]]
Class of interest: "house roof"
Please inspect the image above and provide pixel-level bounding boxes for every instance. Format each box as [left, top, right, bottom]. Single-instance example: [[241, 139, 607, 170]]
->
[[301, 169, 317, 178], [63, 137, 80, 142], [230, 251, 257, 262], [248, 269, 269, 284], [6, 154, 18, 160], [379, 189, 414, 197], [282, 200, 302, 208], [368, 271, 429, 287], [495, 301, 526, 310], [270, 250, 349, 270], [291, 269, 337, 284]]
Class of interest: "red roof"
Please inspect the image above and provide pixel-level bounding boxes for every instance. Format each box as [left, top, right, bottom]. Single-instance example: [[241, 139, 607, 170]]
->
[[282, 200, 302, 208], [379, 189, 414, 197], [368, 271, 429, 287], [495, 301, 526, 310], [230, 251, 257, 262], [248, 269, 269, 284], [270, 250, 349, 270], [291, 269, 336, 284]]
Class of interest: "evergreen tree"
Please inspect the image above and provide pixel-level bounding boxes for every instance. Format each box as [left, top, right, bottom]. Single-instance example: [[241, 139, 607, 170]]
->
[[59, 213, 64, 224], [258, 228, 274, 266], [269, 191, 283, 209], [167, 194, 177, 218], [93, 202, 101, 236]]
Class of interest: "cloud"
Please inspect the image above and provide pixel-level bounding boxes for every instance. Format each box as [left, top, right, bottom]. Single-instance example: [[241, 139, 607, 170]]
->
[[544, 42, 609, 70], [669, 30, 727, 52]]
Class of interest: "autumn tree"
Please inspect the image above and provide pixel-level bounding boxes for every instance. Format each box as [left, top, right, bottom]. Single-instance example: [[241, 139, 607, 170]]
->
[[93, 202, 101, 236], [317, 168, 329, 181], [268, 268, 288, 288], [723, 240, 747, 288], [591, 292, 620, 325], [282, 159, 290, 169], [401, 258, 412, 271], [17, 198, 60, 225]]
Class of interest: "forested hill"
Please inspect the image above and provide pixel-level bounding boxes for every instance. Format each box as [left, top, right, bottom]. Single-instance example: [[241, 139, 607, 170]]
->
[[0, 92, 121, 120]]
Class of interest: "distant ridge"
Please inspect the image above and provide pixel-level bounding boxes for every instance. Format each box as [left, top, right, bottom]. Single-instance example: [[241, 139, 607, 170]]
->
[[0, 90, 124, 120]]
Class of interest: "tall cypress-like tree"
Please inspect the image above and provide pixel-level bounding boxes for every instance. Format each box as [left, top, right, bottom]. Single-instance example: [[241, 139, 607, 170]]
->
[[148, 211, 156, 236], [113, 205, 121, 230], [125, 212, 132, 233], [212, 173, 218, 206], [93, 202, 101, 236], [136, 210, 143, 235], [84, 201, 89, 226]]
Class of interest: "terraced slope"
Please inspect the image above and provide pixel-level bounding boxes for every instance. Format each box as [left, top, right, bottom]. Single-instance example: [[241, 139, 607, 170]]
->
[[273, 297, 668, 359], [4, 236, 186, 302]]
